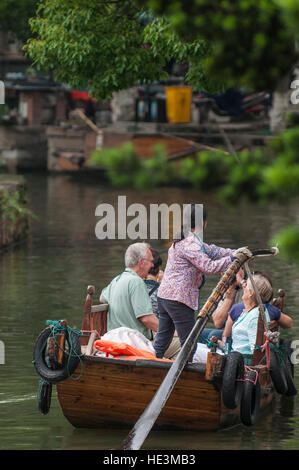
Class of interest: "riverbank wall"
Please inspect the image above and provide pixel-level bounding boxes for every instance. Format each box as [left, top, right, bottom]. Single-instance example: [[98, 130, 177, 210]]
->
[[0, 119, 273, 172], [0, 125, 47, 170], [0, 175, 30, 250]]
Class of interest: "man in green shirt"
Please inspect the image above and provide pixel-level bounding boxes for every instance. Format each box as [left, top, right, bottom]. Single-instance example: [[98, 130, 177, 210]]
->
[[100, 243, 180, 359], [100, 243, 158, 341]]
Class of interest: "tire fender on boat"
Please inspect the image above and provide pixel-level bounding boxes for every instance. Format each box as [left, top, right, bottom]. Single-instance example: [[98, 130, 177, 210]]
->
[[269, 349, 288, 395], [240, 369, 260, 426], [222, 351, 244, 409], [38, 380, 52, 415], [280, 339, 297, 397], [33, 325, 81, 384], [282, 359, 297, 397]]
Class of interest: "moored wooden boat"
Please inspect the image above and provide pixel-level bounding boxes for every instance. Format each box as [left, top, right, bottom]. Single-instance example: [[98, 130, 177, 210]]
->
[[54, 286, 275, 431], [33, 248, 296, 436]]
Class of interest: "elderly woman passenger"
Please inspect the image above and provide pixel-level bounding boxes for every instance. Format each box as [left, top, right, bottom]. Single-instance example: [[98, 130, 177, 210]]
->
[[229, 274, 272, 360], [194, 272, 292, 364]]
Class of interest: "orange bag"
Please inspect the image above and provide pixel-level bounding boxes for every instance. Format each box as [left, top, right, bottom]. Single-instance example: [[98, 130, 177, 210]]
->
[[93, 339, 171, 362]]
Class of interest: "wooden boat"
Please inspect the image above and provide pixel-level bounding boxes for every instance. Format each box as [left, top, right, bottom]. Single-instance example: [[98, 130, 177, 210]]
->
[[57, 357, 274, 431], [54, 293, 274, 431], [34, 249, 295, 435]]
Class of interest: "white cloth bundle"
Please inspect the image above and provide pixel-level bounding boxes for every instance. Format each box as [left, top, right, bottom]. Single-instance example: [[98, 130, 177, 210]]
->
[[192, 342, 224, 363], [95, 327, 156, 358]]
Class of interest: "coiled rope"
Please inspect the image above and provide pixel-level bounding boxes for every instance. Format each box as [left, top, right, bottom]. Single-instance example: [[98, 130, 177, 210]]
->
[[46, 320, 85, 379], [33, 320, 87, 381]]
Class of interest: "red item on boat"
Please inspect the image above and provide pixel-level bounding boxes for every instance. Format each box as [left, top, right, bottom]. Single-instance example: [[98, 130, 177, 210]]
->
[[94, 339, 171, 362]]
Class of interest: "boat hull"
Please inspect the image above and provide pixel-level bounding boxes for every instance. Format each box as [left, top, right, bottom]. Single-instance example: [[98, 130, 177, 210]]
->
[[56, 355, 275, 431]]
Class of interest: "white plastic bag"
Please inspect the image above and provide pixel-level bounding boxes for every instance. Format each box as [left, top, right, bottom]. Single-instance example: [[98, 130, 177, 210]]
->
[[99, 327, 155, 354], [192, 342, 224, 363]]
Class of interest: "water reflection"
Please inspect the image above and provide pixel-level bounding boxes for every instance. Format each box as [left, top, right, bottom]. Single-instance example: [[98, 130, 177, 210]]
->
[[0, 172, 298, 450]]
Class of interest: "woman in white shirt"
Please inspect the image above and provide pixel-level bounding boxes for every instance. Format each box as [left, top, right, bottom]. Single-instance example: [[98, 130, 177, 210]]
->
[[230, 275, 272, 360]]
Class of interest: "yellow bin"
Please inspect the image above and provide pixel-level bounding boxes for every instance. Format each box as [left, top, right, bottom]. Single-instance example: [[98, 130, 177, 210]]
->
[[165, 86, 192, 123]]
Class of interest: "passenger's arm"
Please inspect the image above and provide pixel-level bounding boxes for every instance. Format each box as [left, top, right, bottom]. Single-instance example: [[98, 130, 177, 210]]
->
[[222, 316, 233, 340], [217, 316, 233, 349], [213, 285, 236, 328], [139, 314, 159, 332], [278, 313, 293, 329], [268, 312, 293, 330]]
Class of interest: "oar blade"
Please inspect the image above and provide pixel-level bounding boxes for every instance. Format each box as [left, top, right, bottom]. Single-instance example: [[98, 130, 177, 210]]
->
[[120, 317, 207, 450]]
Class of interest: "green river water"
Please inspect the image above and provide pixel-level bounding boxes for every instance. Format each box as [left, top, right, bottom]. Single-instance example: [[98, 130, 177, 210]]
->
[[0, 171, 298, 451]]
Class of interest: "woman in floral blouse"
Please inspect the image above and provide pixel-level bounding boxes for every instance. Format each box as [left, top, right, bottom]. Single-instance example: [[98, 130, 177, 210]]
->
[[154, 204, 235, 361]]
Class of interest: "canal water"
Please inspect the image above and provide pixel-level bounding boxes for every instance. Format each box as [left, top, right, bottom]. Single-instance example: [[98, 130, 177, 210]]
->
[[0, 171, 298, 450]]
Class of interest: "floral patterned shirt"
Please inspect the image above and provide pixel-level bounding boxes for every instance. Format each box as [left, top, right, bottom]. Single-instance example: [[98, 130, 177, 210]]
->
[[158, 232, 234, 311]]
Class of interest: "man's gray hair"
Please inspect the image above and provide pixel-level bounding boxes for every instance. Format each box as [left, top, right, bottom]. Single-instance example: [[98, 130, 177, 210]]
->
[[247, 274, 273, 303], [125, 242, 150, 267]]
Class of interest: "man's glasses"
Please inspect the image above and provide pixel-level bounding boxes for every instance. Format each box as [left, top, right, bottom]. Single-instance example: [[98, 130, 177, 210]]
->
[[142, 258, 154, 264]]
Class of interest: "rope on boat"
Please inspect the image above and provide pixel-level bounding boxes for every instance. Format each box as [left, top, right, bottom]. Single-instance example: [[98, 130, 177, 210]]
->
[[33, 320, 86, 381], [255, 341, 285, 365], [47, 320, 86, 380], [206, 338, 225, 353], [236, 366, 259, 385]]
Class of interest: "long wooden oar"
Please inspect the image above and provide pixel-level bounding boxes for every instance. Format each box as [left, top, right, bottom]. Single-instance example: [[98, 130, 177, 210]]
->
[[120, 248, 255, 450]]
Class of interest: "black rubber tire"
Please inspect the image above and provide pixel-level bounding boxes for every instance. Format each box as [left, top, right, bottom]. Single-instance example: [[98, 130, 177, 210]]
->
[[38, 380, 52, 415], [269, 349, 288, 395], [280, 338, 295, 376], [283, 360, 297, 397], [222, 351, 244, 409], [279, 338, 297, 396], [240, 370, 260, 426], [33, 326, 81, 384]]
